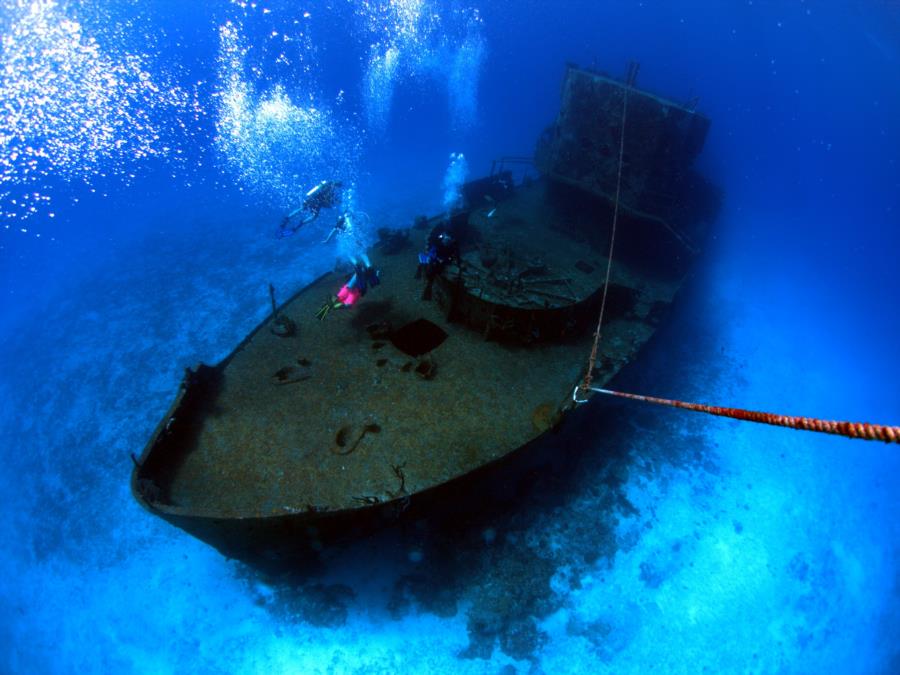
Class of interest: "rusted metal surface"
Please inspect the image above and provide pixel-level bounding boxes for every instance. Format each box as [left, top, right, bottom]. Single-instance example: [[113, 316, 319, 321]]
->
[[535, 64, 717, 240], [131, 64, 719, 564], [131, 179, 683, 562]]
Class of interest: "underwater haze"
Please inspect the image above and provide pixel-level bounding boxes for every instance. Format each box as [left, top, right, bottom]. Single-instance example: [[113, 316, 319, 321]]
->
[[1, 0, 899, 673]]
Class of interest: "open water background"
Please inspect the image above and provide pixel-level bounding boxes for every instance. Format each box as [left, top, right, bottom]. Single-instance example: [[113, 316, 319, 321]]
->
[[1, 1, 898, 673]]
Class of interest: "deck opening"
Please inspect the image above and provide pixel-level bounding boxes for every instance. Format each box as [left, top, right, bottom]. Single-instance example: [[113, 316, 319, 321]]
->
[[391, 318, 448, 357]]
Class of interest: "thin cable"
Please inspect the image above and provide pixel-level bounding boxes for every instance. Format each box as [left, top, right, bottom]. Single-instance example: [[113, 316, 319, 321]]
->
[[581, 83, 629, 394]]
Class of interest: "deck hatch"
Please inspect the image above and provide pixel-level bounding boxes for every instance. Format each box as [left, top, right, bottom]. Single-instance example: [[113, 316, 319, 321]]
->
[[390, 318, 448, 357]]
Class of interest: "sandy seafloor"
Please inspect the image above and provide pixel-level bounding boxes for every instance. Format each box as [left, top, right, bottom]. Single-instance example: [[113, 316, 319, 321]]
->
[[0, 183, 897, 674]]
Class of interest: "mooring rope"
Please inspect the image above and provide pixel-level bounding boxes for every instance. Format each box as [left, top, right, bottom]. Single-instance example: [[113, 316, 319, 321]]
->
[[574, 386, 900, 443], [581, 79, 629, 395]]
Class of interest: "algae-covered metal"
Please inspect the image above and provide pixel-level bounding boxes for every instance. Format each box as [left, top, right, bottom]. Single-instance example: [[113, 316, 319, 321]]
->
[[536, 63, 718, 251], [131, 65, 718, 567]]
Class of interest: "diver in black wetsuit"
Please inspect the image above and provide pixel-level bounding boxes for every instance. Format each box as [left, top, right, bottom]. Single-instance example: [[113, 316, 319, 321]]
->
[[415, 222, 461, 300], [277, 180, 343, 238], [322, 210, 351, 244]]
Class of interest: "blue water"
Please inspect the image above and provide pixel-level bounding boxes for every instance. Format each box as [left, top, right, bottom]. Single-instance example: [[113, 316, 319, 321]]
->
[[1, 1, 898, 672]]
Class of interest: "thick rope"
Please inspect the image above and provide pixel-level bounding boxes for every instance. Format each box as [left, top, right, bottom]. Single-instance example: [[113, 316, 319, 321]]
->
[[581, 83, 629, 394], [588, 387, 900, 444]]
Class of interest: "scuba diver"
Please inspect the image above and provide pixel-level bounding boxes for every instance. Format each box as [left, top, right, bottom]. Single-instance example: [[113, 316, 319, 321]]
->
[[322, 210, 351, 244], [415, 222, 461, 300], [277, 180, 343, 238], [316, 253, 382, 320]]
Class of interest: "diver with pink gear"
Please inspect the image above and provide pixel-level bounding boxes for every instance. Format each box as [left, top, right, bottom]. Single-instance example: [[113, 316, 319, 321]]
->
[[316, 253, 381, 320]]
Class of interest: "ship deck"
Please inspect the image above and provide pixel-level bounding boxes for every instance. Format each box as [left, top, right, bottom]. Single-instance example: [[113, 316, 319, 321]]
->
[[155, 181, 680, 517]]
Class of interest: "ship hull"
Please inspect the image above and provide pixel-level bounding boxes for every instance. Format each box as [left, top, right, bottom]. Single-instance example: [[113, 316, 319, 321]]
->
[[131, 66, 718, 568]]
